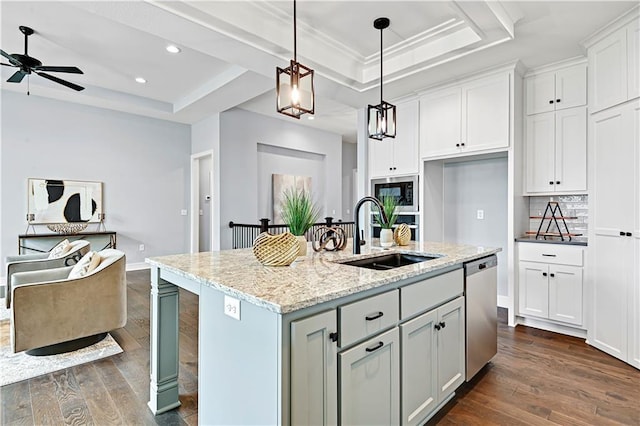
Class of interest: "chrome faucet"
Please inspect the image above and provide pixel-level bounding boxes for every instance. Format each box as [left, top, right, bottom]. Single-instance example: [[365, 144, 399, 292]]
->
[[353, 196, 388, 254]]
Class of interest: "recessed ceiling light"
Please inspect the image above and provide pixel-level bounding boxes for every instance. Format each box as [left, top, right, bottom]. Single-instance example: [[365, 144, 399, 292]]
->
[[307, 116, 315, 120], [166, 45, 181, 54], [135, 77, 147, 84]]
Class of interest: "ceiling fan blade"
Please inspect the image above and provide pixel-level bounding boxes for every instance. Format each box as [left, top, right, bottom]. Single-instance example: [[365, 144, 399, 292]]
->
[[36, 71, 84, 91], [35, 65, 83, 74], [1, 62, 18, 67], [7, 70, 26, 83], [0, 49, 20, 65]]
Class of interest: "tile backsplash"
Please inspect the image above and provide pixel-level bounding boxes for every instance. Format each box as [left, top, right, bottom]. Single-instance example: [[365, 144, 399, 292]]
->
[[529, 195, 588, 237]]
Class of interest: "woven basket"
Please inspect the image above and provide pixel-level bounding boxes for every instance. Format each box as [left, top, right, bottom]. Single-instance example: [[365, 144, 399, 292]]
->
[[47, 222, 88, 234], [253, 232, 299, 266], [394, 223, 411, 246]]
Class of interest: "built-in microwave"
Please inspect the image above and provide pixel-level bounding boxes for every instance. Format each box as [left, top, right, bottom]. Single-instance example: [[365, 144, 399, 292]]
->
[[371, 176, 419, 212]]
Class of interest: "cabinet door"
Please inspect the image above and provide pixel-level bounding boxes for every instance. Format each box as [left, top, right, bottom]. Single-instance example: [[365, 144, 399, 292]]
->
[[392, 100, 419, 176], [419, 88, 461, 158], [400, 309, 438, 426], [555, 64, 587, 110], [631, 236, 640, 369], [555, 106, 587, 192], [291, 310, 337, 426], [369, 137, 394, 178], [526, 72, 555, 115], [518, 261, 549, 318], [628, 19, 640, 100], [436, 297, 465, 402], [589, 27, 628, 113], [548, 265, 583, 326], [525, 112, 555, 193], [463, 73, 510, 152], [340, 327, 400, 426]]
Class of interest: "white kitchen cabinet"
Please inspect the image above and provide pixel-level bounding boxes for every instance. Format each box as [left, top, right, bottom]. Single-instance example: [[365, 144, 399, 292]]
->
[[526, 63, 587, 115], [587, 14, 640, 113], [340, 327, 400, 426], [588, 100, 640, 368], [290, 310, 337, 426], [525, 106, 587, 194], [420, 72, 510, 159], [518, 243, 584, 327], [369, 100, 419, 178]]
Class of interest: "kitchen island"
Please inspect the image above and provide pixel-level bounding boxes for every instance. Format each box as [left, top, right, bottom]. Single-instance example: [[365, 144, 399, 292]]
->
[[146, 240, 500, 425]]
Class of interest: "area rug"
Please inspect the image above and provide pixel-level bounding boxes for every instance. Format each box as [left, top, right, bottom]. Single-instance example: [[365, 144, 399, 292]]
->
[[0, 299, 123, 387]]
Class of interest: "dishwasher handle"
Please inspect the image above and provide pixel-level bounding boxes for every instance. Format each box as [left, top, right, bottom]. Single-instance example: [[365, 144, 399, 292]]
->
[[464, 255, 497, 276]]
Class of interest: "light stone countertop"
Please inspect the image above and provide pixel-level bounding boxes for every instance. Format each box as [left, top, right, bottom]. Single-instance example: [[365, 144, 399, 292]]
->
[[146, 240, 500, 314]]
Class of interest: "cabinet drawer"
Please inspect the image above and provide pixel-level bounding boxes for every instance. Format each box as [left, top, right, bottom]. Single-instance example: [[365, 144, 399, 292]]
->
[[400, 269, 463, 320], [518, 243, 583, 266], [339, 290, 399, 347]]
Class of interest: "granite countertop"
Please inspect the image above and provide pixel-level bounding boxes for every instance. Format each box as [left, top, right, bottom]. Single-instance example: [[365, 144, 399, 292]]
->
[[147, 240, 500, 314], [515, 236, 588, 246]]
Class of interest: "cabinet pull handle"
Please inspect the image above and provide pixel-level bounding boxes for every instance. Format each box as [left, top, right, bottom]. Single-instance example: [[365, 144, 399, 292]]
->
[[365, 341, 384, 352], [543, 272, 548, 277], [542, 254, 556, 257], [434, 324, 441, 331], [620, 231, 626, 236], [329, 332, 338, 343], [365, 311, 384, 321], [549, 100, 554, 104], [439, 321, 446, 328], [556, 99, 561, 103], [626, 232, 633, 237], [550, 273, 555, 278]]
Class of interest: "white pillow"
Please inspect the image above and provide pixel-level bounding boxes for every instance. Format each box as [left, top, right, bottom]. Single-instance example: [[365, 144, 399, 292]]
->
[[68, 251, 102, 279], [48, 239, 70, 259]]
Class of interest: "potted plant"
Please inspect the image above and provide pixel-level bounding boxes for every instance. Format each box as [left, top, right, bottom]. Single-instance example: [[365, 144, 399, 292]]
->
[[280, 188, 320, 256], [375, 195, 398, 247]]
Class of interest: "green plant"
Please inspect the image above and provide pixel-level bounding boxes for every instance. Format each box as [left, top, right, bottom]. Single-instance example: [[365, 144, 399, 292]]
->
[[280, 188, 320, 236], [375, 195, 398, 229]]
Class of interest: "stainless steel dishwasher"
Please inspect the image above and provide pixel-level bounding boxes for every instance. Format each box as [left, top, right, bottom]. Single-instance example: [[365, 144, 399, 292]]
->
[[464, 254, 498, 381]]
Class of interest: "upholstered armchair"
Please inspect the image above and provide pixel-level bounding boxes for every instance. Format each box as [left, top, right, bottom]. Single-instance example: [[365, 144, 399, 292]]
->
[[10, 249, 127, 354], [4, 239, 91, 306]]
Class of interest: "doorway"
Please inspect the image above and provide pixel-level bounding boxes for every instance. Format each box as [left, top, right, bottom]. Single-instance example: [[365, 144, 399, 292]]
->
[[191, 151, 214, 253]]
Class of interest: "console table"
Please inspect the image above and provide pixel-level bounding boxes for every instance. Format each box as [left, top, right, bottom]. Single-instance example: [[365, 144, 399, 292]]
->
[[18, 231, 117, 255]]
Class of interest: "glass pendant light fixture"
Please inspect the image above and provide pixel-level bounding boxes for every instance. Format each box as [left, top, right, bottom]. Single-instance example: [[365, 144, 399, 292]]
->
[[276, 0, 315, 119], [368, 17, 396, 140]]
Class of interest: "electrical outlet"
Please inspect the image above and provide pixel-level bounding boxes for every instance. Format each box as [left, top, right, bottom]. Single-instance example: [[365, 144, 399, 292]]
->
[[139, 244, 145, 251], [476, 209, 484, 220], [181, 209, 187, 216], [224, 295, 240, 320]]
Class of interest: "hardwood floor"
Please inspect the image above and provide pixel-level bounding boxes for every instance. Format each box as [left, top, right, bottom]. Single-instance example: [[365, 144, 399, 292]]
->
[[1, 270, 638, 425]]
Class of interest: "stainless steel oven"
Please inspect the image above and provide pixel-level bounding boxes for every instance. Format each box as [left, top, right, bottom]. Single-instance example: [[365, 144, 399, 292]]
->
[[371, 176, 418, 212]]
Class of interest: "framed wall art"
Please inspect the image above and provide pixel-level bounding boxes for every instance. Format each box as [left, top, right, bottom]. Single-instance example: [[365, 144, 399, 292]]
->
[[27, 178, 103, 224]]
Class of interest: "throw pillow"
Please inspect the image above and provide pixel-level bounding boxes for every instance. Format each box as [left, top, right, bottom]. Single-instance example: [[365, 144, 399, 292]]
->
[[48, 239, 70, 259], [68, 251, 102, 279]]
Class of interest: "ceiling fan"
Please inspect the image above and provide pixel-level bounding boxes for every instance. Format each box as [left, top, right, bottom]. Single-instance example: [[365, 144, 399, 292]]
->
[[1, 26, 84, 92]]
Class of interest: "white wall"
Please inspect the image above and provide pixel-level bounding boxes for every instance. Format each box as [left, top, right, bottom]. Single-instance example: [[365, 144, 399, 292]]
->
[[342, 142, 357, 219], [219, 109, 342, 249], [443, 156, 509, 297], [1, 91, 191, 270]]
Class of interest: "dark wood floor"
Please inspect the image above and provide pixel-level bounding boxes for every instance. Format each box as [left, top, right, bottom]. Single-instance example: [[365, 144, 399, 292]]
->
[[1, 270, 638, 425]]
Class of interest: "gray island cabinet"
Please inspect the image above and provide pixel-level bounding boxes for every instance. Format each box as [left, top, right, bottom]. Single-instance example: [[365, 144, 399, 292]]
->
[[146, 241, 499, 425]]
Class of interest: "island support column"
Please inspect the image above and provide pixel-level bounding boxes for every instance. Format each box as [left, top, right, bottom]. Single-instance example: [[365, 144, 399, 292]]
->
[[148, 266, 181, 414]]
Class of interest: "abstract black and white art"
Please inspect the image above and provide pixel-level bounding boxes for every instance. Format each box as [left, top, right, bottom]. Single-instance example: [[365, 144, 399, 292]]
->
[[27, 179, 103, 224]]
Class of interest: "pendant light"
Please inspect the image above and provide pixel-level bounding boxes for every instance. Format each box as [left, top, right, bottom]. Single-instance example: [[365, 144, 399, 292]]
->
[[276, 0, 315, 119], [368, 17, 396, 140]]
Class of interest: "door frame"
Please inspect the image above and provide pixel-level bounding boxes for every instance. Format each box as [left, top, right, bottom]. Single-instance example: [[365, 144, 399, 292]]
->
[[190, 150, 214, 253]]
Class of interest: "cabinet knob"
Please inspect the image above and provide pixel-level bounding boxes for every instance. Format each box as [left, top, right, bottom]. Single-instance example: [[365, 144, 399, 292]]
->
[[456, 143, 460, 147], [329, 332, 338, 343], [543, 272, 548, 277], [439, 321, 446, 329], [620, 231, 626, 236], [434, 324, 441, 331], [549, 181, 554, 185], [461, 143, 465, 147], [549, 273, 555, 278], [556, 99, 561, 103], [556, 181, 561, 185], [626, 232, 633, 237], [549, 100, 554, 104]]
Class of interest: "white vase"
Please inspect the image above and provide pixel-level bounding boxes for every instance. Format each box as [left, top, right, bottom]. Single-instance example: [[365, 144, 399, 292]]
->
[[380, 228, 394, 248], [296, 235, 308, 257]]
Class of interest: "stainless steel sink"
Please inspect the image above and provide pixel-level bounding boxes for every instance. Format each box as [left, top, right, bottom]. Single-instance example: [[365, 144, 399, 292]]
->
[[339, 253, 440, 271]]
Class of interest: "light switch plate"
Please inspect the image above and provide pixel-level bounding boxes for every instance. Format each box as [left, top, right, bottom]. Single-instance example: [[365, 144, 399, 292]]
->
[[224, 295, 240, 321], [476, 209, 484, 220]]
